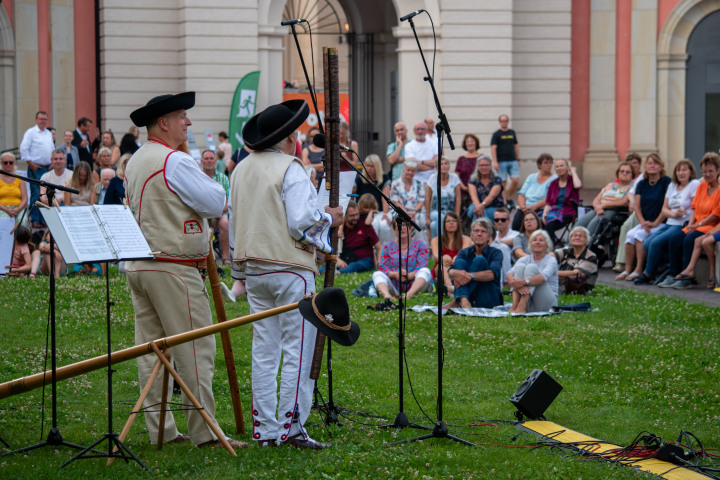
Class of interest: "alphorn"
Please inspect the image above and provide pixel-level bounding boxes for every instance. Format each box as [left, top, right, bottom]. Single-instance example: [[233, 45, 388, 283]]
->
[[0, 302, 299, 400]]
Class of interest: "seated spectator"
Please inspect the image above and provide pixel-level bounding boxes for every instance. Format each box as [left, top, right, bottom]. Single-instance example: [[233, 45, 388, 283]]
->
[[372, 217, 432, 305], [553, 226, 598, 294], [425, 157, 461, 240], [358, 193, 392, 247], [444, 217, 503, 309], [337, 201, 381, 274], [40, 149, 73, 206], [467, 154, 503, 221], [635, 160, 698, 284], [200, 150, 230, 263], [506, 230, 558, 313], [542, 158, 582, 246], [513, 210, 543, 260], [355, 154, 390, 208], [576, 162, 633, 239], [455, 134, 482, 220], [104, 154, 131, 205], [100, 130, 121, 166], [430, 212, 471, 295], [661, 153, 720, 289], [92, 147, 114, 184], [301, 126, 325, 182], [493, 207, 518, 247], [339, 121, 359, 168], [119, 133, 139, 156], [613, 152, 645, 272], [513, 153, 556, 231], [63, 161, 95, 206], [384, 160, 426, 231], [0, 152, 28, 226], [95, 168, 115, 204], [616, 153, 671, 281], [30, 230, 66, 277], [7, 226, 35, 277]]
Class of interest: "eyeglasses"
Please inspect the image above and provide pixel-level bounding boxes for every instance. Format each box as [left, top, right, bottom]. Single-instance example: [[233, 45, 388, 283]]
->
[[619, 170, 632, 174], [494, 217, 509, 223]]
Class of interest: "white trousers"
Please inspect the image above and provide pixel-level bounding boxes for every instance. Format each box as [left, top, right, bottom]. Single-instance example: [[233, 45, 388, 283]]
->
[[246, 268, 317, 443], [372, 267, 433, 295]]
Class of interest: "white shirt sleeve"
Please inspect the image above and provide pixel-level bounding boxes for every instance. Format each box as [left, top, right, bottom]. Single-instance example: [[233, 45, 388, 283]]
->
[[164, 151, 226, 219], [282, 161, 333, 253], [19, 128, 32, 161]]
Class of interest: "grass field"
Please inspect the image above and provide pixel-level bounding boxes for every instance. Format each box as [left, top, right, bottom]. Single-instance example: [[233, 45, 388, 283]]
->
[[0, 268, 718, 479]]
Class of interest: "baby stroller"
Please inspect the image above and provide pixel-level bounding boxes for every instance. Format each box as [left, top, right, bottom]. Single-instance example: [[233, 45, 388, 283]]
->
[[588, 207, 630, 268]]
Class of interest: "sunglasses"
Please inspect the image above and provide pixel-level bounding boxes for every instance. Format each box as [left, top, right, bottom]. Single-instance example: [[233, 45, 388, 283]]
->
[[2, 161, 14, 165], [494, 217, 509, 222]]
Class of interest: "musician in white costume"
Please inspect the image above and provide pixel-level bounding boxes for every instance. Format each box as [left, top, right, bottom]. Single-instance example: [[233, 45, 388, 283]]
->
[[230, 100, 344, 448]]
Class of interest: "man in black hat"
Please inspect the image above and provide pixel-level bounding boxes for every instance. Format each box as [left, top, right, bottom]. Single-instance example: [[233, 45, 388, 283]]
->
[[230, 100, 343, 449], [124, 92, 246, 449]]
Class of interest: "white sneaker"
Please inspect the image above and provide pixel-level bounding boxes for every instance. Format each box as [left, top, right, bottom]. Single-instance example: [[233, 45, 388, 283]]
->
[[220, 282, 236, 303]]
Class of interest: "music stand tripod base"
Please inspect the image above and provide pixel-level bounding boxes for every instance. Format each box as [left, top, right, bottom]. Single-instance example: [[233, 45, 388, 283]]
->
[[385, 421, 477, 447]]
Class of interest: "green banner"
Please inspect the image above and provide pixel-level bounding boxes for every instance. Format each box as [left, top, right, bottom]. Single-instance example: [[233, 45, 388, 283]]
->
[[229, 70, 261, 152]]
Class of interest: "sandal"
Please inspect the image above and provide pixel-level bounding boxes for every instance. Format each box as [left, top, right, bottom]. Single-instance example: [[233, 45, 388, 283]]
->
[[674, 273, 694, 281], [708, 276, 717, 289], [29, 273, 36, 278], [625, 272, 641, 281], [615, 271, 629, 280]]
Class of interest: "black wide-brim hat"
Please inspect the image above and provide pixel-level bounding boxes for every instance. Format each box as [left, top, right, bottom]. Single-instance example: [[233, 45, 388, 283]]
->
[[130, 92, 196, 127], [298, 287, 360, 347], [242, 99, 309, 151]]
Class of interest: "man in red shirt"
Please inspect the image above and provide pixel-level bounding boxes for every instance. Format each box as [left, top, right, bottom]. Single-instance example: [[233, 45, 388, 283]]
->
[[337, 201, 382, 274]]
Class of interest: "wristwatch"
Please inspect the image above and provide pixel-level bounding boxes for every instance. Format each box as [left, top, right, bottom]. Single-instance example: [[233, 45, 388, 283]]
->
[[470, 272, 475, 280], [525, 278, 530, 285]]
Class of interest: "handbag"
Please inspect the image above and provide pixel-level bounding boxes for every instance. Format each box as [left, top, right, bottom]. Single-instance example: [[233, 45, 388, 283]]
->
[[564, 272, 589, 295]]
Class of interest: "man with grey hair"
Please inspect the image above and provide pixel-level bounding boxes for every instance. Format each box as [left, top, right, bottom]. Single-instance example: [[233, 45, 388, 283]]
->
[[96, 168, 115, 204], [445, 217, 503, 308], [405, 121, 437, 185], [386, 122, 408, 181]]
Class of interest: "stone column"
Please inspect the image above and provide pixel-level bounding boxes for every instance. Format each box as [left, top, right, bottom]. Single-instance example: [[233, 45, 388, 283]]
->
[[628, 0, 658, 159], [657, 53, 688, 167], [0, 7, 16, 150], [50, 0, 75, 134], [583, 0, 618, 188], [14, 0, 40, 131], [258, 25, 286, 109]]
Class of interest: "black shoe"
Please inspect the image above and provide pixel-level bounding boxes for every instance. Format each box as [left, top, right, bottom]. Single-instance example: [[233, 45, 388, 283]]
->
[[368, 298, 397, 311], [633, 273, 651, 285], [283, 433, 331, 450]]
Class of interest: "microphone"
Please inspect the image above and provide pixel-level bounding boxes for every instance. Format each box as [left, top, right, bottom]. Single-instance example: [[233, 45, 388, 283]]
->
[[400, 9, 424, 22], [312, 134, 353, 153], [281, 18, 306, 26]]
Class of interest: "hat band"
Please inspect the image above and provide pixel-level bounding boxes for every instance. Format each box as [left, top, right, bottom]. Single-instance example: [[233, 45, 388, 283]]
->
[[306, 294, 350, 332]]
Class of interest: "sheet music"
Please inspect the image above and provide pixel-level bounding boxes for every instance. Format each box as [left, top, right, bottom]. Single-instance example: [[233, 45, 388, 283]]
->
[[56, 207, 115, 262], [94, 205, 153, 260], [0, 218, 15, 275], [316, 171, 357, 213]]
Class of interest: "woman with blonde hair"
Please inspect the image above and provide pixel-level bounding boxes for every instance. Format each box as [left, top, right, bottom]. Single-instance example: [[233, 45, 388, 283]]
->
[[63, 161, 95, 206], [0, 152, 28, 225], [354, 154, 389, 208], [93, 146, 114, 184], [101, 130, 121, 166], [104, 153, 131, 205]]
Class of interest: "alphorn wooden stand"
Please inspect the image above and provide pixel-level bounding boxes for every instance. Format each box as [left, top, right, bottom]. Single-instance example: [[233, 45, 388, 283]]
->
[[109, 342, 236, 464]]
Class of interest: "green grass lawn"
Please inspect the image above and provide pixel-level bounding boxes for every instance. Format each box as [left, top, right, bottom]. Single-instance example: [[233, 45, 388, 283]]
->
[[0, 268, 718, 479]]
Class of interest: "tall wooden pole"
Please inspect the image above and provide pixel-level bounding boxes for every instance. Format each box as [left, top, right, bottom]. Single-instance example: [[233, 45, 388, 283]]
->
[[310, 47, 340, 380]]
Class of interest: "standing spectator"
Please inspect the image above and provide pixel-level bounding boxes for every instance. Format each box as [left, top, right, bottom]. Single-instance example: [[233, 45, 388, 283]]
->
[[101, 131, 121, 166], [337, 201, 382, 274], [19, 111, 54, 226], [72, 116, 94, 167], [339, 121, 359, 167], [490, 114, 520, 206], [217, 131, 233, 166], [39, 149, 73, 205], [425, 117, 437, 147], [636, 160, 698, 284], [506, 230, 559, 313], [425, 157, 461, 240], [200, 149, 231, 263], [128, 125, 142, 147], [372, 217, 432, 304], [0, 152, 28, 225], [301, 126, 325, 183], [103, 155, 130, 205], [467, 154, 504, 220], [405, 121, 438, 185], [119, 133, 140, 156], [543, 158, 582, 246], [95, 168, 115, 205], [513, 153, 556, 231], [615, 154, 671, 281], [58, 130, 80, 170], [455, 134, 482, 221], [63, 161, 95, 206], [383, 160, 426, 231], [445, 217, 503, 309], [386, 122, 408, 181]]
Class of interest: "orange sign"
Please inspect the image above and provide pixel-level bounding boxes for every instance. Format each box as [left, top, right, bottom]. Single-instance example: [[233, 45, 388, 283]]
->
[[283, 92, 350, 143]]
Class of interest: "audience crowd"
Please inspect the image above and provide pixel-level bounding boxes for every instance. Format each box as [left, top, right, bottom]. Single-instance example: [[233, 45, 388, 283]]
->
[[6, 110, 720, 310]]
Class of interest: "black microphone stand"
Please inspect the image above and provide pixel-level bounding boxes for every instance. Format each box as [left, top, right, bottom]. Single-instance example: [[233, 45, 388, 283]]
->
[[387, 13, 474, 448], [0, 174, 102, 461]]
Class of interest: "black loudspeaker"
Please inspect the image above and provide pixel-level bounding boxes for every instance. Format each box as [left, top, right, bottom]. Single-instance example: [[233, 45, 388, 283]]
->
[[509, 369, 562, 419]]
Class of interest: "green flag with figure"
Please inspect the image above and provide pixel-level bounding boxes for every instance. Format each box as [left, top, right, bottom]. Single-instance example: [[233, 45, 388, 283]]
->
[[229, 71, 261, 153]]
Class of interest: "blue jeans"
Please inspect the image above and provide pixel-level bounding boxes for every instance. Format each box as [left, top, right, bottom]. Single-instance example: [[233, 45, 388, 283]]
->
[[466, 204, 498, 223], [429, 210, 451, 239], [27, 166, 49, 224], [338, 256, 374, 274], [667, 229, 703, 276], [642, 224, 679, 276], [453, 256, 502, 308]]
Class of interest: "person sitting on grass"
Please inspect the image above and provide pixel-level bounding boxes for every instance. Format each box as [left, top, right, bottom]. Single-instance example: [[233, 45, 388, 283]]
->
[[506, 230, 558, 314], [7, 226, 35, 277], [30, 230, 66, 278], [371, 217, 431, 308], [336, 201, 381, 274], [430, 212, 471, 296], [358, 193, 392, 247], [443, 217, 503, 309]]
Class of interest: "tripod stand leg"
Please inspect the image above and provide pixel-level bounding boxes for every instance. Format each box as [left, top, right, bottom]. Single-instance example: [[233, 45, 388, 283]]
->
[[148, 342, 237, 457], [108, 356, 163, 465], [157, 365, 171, 450]]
